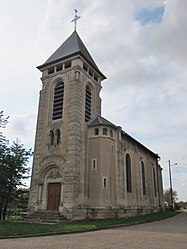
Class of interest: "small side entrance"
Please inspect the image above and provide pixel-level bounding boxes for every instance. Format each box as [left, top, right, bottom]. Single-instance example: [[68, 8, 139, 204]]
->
[[47, 183, 61, 211]]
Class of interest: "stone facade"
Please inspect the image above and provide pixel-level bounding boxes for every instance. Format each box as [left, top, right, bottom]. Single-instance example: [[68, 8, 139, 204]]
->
[[28, 30, 163, 220]]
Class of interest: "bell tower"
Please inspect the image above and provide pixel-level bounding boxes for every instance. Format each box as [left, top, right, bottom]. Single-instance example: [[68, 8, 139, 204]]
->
[[28, 28, 106, 218]]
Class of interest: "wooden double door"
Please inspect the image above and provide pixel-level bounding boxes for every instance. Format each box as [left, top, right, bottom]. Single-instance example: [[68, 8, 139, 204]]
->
[[47, 183, 61, 211]]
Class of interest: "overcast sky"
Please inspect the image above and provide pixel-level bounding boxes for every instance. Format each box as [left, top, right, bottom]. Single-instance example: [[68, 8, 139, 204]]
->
[[0, 0, 187, 201]]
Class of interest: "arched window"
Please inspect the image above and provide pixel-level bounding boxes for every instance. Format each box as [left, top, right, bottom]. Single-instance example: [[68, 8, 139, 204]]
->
[[56, 129, 61, 145], [153, 167, 157, 197], [52, 82, 64, 120], [94, 128, 99, 135], [141, 161, 146, 195], [85, 84, 92, 122], [126, 154, 132, 192], [92, 158, 97, 170], [103, 128, 107, 135], [110, 129, 113, 137], [49, 130, 54, 146], [102, 177, 107, 189]]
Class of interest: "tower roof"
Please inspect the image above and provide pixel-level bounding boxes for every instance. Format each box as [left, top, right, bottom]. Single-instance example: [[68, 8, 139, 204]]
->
[[37, 30, 106, 79], [88, 115, 159, 158], [87, 115, 118, 128]]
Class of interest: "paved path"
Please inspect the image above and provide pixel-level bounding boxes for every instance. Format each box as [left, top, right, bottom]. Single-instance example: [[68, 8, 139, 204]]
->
[[1, 212, 187, 249]]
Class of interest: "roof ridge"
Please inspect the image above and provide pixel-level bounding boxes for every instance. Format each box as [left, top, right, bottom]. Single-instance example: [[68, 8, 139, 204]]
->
[[75, 31, 99, 70]]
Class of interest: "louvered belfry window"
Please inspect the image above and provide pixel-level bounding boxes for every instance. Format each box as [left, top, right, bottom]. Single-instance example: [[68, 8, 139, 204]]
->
[[85, 85, 92, 122], [52, 82, 64, 120]]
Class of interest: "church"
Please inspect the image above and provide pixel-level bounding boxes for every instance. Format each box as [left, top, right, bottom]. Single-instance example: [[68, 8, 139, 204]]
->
[[28, 19, 163, 220]]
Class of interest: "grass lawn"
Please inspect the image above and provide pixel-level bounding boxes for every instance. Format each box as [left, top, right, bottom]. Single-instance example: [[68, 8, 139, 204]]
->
[[0, 211, 178, 238]]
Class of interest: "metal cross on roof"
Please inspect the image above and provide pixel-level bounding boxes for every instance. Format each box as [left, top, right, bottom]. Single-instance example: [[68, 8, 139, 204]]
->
[[71, 9, 81, 30]]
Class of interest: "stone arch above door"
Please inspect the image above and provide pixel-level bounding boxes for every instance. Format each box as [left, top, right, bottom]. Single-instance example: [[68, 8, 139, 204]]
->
[[46, 168, 62, 180], [37, 156, 65, 211], [38, 155, 65, 182]]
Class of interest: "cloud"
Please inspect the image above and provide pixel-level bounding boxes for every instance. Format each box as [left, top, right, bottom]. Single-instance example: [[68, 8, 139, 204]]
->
[[0, 0, 187, 200], [3, 114, 36, 149], [137, 1, 187, 69]]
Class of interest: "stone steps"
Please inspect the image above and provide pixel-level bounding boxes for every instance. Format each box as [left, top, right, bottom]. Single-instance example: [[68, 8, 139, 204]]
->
[[24, 211, 67, 223]]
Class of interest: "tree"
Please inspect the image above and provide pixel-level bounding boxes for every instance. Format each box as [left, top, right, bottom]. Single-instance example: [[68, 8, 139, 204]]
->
[[14, 188, 29, 211], [8, 188, 29, 214], [176, 201, 187, 209], [0, 141, 32, 220], [0, 111, 9, 128], [163, 189, 178, 206], [0, 111, 32, 220], [0, 111, 9, 142]]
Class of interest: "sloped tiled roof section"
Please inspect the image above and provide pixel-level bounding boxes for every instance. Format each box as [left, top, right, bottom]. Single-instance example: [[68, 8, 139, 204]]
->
[[87, 115, 118, 128], [88, 115, 159, 158], [37, 30, 106, 79]]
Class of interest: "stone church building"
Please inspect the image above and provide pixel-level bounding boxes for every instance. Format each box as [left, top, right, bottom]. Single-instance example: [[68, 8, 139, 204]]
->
[[28, 29, 163, 220]]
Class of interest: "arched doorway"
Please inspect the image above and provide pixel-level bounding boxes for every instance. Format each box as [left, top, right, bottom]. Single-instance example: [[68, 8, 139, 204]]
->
[[37, 156, 65, 212], [47, 183, 61, 211]]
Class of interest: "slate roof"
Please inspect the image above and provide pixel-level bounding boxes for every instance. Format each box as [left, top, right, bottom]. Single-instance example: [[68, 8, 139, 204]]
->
[[88, 115, 159, 158], [37, 30, 106, 79], [87, 115, 118, 128]]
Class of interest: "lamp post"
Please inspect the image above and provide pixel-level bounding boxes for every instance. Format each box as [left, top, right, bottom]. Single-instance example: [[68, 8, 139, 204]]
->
[[168, 160, 177, 208]]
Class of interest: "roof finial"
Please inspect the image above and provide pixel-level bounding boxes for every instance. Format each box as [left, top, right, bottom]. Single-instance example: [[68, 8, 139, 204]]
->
[[71, 9, 81, 31]]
